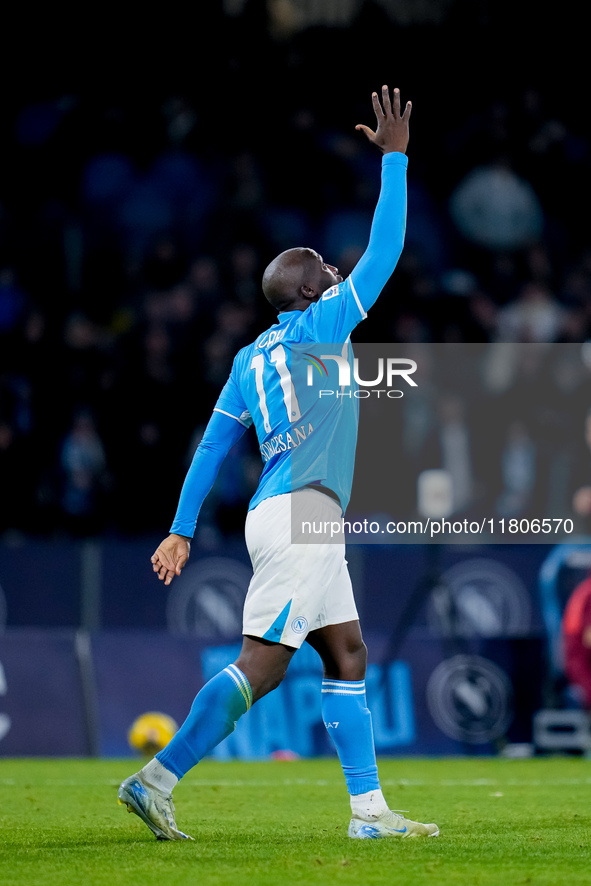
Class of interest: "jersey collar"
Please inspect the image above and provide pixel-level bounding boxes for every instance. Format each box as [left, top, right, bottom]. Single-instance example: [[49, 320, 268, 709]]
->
[[276, 310, 303, 323]]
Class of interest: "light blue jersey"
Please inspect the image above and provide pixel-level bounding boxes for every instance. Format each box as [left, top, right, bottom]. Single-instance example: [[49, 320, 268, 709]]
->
[[170, 152, 408, 537], [214, 275, 365, 511]]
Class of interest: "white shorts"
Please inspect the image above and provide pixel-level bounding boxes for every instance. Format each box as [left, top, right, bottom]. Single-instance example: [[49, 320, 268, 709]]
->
[[243, 488, 358, 648]]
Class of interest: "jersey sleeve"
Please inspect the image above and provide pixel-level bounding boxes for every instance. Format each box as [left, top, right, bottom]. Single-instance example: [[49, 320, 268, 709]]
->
[[298, 151, 408, 344], [350, 151, 407, 314], [212, 358, 253, 429], [169, 408, 249, 537], [298, 276, 367, 344]]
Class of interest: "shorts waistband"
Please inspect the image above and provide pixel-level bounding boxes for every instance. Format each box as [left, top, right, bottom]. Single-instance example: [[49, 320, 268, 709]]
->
[[303, 484, 342, 507]]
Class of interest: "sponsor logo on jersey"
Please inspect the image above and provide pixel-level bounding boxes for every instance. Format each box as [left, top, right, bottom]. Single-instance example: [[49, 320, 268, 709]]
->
[[259, 423, 314, 463]]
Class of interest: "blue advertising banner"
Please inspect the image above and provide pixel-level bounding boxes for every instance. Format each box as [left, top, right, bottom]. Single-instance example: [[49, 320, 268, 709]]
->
[[91, 632, 206, 756], [88, 630, 544, 760], [0, 630, 89, 756], [0, 627, 546, 759], [0, 537, 564, 758], [197, 634, 544, 759], [0, 540, 552, 633]]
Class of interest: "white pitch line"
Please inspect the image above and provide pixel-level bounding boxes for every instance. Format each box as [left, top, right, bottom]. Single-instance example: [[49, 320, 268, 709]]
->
[[2, 776, 591, 788]]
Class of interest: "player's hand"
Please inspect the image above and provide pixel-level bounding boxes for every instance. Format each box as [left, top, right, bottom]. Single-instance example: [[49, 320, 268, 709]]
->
[[151, 534, 191, 586], [355, 85, 411, 155]]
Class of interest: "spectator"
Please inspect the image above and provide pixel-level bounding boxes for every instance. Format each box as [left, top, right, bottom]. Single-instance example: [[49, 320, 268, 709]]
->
[[495, 282, 568, 342], [412, 392, 476, 517], [2, 24, 591, 539], [562, 574, 591, 709], [495, 419, 537, 518], [227, 243, 262, 307], [0, 268, 28, 337], [60, 409, 109, 533], [449, 156, 544, 252], [571, 408, 591, 531], [0, 416, 34, 534]]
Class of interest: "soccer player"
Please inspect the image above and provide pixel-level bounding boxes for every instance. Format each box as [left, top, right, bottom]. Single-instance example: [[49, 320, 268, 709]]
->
[[118, 86, 439, 841]]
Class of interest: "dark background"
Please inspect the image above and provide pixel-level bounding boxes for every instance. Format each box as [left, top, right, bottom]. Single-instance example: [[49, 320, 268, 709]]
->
[[1, 0, 590, 540], [1, 0, 589, 758]]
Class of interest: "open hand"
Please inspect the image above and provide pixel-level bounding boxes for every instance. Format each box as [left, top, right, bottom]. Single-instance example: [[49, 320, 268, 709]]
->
[[355, 85, 411, 155], [151, 534, 191, 586]]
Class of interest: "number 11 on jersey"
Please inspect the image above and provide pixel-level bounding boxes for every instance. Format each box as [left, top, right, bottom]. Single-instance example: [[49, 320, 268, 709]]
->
[[251, 345, 302, 433]]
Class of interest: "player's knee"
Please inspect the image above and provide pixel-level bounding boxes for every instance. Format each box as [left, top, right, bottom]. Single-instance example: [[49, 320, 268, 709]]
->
[[249, 662, 289, 701], [235, 642, 293, 702], [342, 638, 367, 681], [266, 664, 289, 694], [329, 638, 367, 682]]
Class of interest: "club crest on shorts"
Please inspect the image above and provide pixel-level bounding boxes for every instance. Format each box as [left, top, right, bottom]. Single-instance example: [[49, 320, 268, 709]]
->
[[291, 616, 308, 634]]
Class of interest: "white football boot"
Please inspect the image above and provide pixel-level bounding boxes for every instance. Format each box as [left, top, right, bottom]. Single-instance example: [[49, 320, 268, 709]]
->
[[349, 808, 439, 839], [118, 772, 194, 841]]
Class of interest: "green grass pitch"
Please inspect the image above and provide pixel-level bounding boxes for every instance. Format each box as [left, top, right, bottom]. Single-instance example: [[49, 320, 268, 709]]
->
[[1, 756, 591, 885]]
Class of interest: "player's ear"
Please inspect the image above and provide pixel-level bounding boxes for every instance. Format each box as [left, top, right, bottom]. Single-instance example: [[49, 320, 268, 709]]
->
[[300, 284, 317, 301]]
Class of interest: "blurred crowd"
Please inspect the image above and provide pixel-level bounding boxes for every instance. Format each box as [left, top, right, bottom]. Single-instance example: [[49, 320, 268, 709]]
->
[[1, 7, 591, 540], [351, 343, 591, 534]]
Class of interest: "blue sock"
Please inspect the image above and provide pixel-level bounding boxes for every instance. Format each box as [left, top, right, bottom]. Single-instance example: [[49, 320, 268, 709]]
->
[[322, 679, 380, 795], [156, 664, 252, 779]]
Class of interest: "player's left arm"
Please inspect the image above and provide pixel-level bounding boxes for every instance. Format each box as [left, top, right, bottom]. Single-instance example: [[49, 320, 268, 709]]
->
[[350, 86, 411, 314], [301, 87, 410, 344], [349, 153, 408, 314]]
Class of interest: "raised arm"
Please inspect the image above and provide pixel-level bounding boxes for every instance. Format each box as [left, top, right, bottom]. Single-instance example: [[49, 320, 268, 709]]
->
[[350, 86, 411, 312], [355, 85, 411, 154]]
